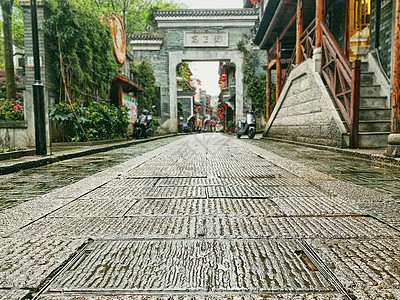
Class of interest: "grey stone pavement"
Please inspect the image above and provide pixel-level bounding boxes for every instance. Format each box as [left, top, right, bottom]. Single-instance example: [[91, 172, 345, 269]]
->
[[0, 134, 399, 299]]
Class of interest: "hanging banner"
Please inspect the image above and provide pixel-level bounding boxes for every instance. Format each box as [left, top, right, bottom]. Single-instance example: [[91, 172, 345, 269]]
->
[[122, 93, 138, 124]]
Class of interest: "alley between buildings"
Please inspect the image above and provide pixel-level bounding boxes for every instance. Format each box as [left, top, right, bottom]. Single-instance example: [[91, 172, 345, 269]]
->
[[0, 134, 399, 299]]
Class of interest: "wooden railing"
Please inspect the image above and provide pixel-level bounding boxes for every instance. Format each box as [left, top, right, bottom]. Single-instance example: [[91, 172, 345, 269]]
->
[[299, 19, 316, 63], [320, 21, 361, 148], [280, 20, 316, 97]]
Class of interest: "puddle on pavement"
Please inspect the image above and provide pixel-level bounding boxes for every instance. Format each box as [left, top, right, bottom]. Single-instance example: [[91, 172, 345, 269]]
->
[[0, 137, 181, 212]]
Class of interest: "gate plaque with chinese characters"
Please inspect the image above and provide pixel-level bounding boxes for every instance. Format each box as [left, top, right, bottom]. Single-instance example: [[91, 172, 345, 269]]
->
[[184, 31, 228, 47]]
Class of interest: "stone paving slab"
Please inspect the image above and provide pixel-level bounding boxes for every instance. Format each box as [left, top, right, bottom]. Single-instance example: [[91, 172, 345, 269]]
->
[[48, 239, 334, 293], [271, 197, 360, 216], [207, 186, 327, 198], [307, 238, 400, 300], [39, 292, 347, 299], [0, 289, 30, 300], [0, 237, 86, 289], [11, 216, 398, 240], [124, 198, 284, 217], [50, 197, 139, 218], [102, 178, 159, 188]]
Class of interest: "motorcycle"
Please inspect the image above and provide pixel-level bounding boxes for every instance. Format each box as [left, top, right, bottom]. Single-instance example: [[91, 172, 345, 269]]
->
[[133, 109, 154, 139], [236, 111, 256, 139]]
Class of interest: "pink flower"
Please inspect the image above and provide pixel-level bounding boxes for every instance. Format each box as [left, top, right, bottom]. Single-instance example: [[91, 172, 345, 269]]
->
[[13, 105, 18, 109]]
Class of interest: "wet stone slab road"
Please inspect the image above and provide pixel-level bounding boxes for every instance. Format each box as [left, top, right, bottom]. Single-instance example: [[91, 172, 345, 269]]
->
[[0, 134, 399, 299]]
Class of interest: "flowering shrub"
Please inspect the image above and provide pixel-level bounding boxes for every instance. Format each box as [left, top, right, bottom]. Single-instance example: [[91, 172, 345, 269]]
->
[[0, 70, 24, 100], [0, 98, 24, 121]]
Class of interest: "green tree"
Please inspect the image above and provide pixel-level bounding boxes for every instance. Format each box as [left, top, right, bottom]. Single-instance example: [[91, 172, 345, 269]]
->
[[177, 62, 192, 82], [1, 0, 17, 99], [130, 60, 158, 111], [42, 0, 119, 103], [177, 100, 183, 118], [72, 0, 180, 32], [238, 35, 275, 117]]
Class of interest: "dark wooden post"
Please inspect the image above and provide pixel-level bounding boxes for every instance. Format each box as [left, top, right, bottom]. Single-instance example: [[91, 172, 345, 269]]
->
[[344, 0, 350, 59], [266, 52, 272, 121], [392, 0, 400, 135], [315, 0, 324, 48], [296, 0, 303, 64], [349, 60, 361, 148], [276, 38, 282, 101]]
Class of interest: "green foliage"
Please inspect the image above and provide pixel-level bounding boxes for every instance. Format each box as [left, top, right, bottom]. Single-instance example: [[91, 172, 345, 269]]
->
[[11, 1, 24, 50], [177, 101, 183, 118], [130, 60, 158, 112], [50, 101, 129, 142], [0, 1, 23, 69], [42, 0, 118, 103], [227, 120, 236, 128], [69, 0, 180, 32], [176, 62, 192, 82], [238, 35, 275, 117], [0, 98, 24, 121]]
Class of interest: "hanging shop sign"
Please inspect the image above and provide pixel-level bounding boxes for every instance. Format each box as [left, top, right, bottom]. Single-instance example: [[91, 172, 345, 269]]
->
[[122, 93, 138, 124], [109, 14, 126, 64]]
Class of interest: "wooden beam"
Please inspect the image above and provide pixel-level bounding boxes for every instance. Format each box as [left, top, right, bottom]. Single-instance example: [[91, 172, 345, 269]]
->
[[266, 52, 272, 121], [279, 14, 297, 41], [344, 0, 350, 59], [276, 37, 282, 101], [296, 0, 303, 64], [269, 59, 277, 69], [315, 0, 324, 48], [392, 0, 400, 134]]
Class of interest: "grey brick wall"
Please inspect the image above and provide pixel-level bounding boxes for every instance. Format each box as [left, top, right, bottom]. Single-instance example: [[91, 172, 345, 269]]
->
[[370, 0, 393, 78]]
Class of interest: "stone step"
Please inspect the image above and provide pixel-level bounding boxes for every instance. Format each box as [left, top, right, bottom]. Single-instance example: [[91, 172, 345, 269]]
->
[[361, 61, 369, 72], [358, 120, 391, 132], [357, 132, 390, 148], [360, 85, 382, 97], [360, 72, 375, 85], [359, 96, 389, 109], [359, 108, 391, 120]]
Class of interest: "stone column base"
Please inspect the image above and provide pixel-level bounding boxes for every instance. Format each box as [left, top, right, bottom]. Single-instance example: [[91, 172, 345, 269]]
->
[[385, 133, 400, 157], [313, 48, 322, 74]]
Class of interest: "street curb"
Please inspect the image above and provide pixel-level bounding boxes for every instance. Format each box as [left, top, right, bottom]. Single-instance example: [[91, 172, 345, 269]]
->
[[261, 137, 400, 168], [0, 134, 177, 175]]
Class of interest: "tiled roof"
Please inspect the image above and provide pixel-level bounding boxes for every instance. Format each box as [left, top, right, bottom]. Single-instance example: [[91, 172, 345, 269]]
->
[[127, 32, 163, 41], [154, 9, 258, 18]]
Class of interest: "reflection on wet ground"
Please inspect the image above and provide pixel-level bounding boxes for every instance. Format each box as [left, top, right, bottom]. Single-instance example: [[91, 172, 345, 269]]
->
[[0, 137, 181, 212], [1, 135, 399, 213], [246, 138, 400, 200]]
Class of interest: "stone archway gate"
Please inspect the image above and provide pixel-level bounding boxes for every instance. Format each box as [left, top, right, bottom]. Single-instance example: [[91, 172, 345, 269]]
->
[[129, 9, 258, 133]]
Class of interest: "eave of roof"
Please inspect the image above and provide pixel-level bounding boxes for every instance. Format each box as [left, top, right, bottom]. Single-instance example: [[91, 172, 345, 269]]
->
[[154, 9, 258, 18], [253, 0, 280, 46], [113, 75, 146, 93], [127, 32, 163, 41]]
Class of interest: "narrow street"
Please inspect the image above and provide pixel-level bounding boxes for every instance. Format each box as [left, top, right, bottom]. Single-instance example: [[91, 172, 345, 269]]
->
[[0, 134, 399, 299]]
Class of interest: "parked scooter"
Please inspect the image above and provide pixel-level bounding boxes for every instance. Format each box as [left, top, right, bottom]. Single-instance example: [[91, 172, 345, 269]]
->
[[133, 109, 154, 139], [236, 111, 256, 139]]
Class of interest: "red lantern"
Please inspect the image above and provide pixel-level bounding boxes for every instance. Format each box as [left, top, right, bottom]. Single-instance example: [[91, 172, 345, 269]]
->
[[251, 0, 258, 4]]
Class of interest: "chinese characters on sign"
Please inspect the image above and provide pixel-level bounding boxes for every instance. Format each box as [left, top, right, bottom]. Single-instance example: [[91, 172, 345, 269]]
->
[[184, 32, 228, 47]]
